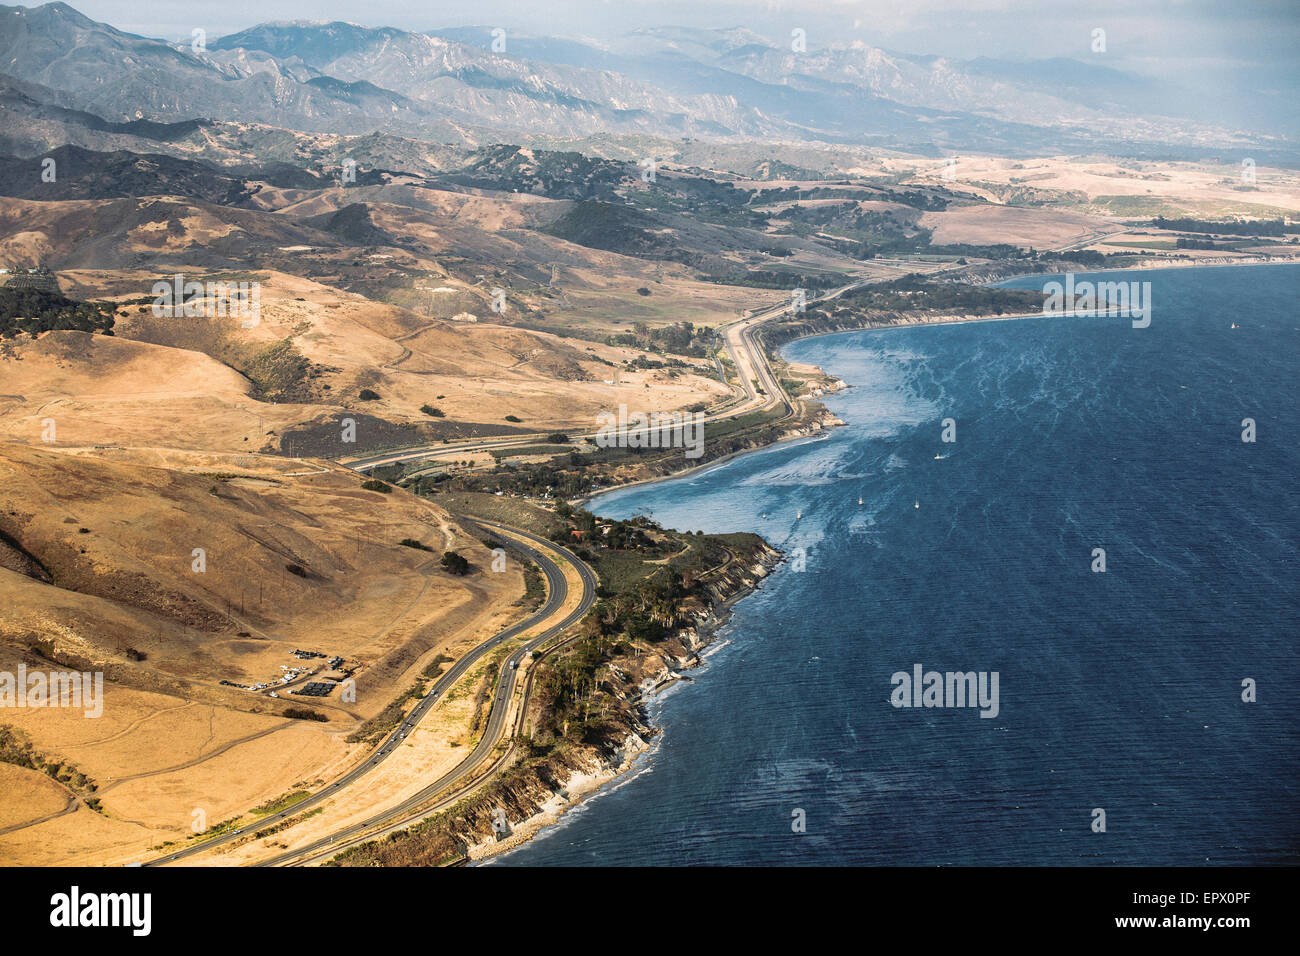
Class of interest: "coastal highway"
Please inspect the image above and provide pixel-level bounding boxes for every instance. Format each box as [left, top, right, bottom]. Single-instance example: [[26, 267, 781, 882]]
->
[[252, 523, 599, 867], [341, 238, 1097, 478], [717, 277, 877, 416], [345, 282, 867, 475], [144, 521, 595, 867]]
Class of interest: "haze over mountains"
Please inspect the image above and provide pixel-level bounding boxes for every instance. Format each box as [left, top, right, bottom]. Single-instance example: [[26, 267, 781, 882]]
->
[[1, 2, 1293, 160]]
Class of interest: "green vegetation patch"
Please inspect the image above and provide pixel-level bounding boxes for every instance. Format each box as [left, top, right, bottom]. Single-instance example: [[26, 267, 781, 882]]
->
[[0, 724, 103, 812], [241, 337, 313, 402], [252, 788, 313, 816], [0, 287, 116, 338], [1149, 216, 1298, 236], [347, 682, 424, 745], [440, 551, 471, 575], [422, 654, 453, 679]]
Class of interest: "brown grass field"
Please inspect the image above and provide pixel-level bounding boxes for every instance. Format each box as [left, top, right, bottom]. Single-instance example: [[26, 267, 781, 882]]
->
[[0, 444, 528, 864]]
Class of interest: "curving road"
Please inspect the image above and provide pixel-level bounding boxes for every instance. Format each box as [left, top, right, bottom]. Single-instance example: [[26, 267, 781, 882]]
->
[[345, 282, 869, 476], [252, 522, 598, 866], [144, 521, 596, 867]]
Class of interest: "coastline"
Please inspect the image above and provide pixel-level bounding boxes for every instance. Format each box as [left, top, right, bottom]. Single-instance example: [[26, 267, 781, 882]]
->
[[383, 257, 1298, 865], [576, 420, 839, 508], [966, 253, 1300, 287], [754, 256, 1300, 391], [469, 544, 781, 863], [476, 257, 1297, 868], [467, 732, 657, 863]]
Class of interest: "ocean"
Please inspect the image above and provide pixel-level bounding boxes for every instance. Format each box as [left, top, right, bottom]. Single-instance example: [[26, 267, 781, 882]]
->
[[495, 263, 1299, 866]]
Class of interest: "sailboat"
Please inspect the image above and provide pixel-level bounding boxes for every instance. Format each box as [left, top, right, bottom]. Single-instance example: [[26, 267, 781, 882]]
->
[[858, 496, 863, 506], [1231, 322, 1239, 329], [914, 500, 920, 510], [795, 509, 802, 521]]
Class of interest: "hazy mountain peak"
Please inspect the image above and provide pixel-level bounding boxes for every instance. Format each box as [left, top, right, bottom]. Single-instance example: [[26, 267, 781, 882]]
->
[[0, 3, 1288, 156]]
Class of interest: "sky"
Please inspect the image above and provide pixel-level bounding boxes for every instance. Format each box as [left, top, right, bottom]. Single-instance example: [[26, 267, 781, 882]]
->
[[48, 0, 1300, 86]]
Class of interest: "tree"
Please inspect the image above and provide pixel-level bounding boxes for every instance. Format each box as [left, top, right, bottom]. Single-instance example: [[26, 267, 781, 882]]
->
[[441, 551, 470, 575]]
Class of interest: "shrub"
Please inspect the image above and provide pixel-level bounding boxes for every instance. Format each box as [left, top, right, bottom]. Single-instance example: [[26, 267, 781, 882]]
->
[[283, 707, 328, 722], [359, 388, 381, 401], [504, 415, 522, 423], [422, 654, 453, 679], [636, 287, 651, 296], [361, 479, 392, 493], [545, 432, 570, 443], [421, 404, 445, 417], [243, 338, 312, 403], [399, 538, 433, 551]]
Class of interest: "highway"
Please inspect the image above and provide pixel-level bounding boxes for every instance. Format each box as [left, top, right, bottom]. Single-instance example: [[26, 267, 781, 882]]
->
[[345, 281, 869, 475], [229, 252, 1113, 863], [179, 272, 946, 865], [144, 521, 596, 867], [253, 522, 598, 866]]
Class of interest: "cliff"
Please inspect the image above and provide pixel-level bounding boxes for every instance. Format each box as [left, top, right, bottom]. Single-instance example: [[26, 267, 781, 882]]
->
[[332, 536, 782, 865]]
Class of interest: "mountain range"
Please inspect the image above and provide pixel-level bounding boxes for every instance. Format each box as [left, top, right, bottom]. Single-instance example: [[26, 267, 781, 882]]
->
[[1, 3, 1293, 160]]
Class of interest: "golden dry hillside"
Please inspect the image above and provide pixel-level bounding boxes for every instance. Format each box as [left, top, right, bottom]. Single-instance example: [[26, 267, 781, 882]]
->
[[0, 443, 528, 863], [0, 268, 732, 454]]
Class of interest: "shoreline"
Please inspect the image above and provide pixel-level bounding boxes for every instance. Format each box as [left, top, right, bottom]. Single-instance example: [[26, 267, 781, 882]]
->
[[971, 254, 1300, 286], [473, 257, 1300, 863], [467, 732, 658, 863], [575, 423, 837, 508], [471, 548, 780, 863], [588, 258, 1300, 506]]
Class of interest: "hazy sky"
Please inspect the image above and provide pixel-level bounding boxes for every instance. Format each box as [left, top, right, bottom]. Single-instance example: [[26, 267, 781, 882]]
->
[[60, 0, 1300, 82]]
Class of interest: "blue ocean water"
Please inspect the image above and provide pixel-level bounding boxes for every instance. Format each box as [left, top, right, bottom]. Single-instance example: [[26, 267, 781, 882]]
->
[[497, 263, 1299, 866]]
